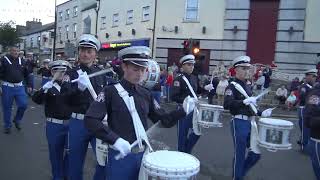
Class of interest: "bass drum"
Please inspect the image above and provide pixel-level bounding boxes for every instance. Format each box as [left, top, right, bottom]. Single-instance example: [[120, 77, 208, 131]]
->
[[141, 59, 160, 89]]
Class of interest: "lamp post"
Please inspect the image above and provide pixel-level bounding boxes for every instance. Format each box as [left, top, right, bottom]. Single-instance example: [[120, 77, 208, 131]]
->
[[52, 0, 57, 60]]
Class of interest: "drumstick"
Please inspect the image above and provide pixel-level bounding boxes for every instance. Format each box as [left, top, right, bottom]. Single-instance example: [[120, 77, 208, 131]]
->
[[256, 89, 270, 100], [114, 140, 139, 160], [71, 68, 115, 83]]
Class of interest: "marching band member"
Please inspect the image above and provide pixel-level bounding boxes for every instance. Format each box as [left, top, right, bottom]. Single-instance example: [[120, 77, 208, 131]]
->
[[298, 69, 317, 153], [37, 59, 52, 86], [0, 46, 33, 134], [84, 46, 191, 180], [304, 82, 320, 180], [60, 34, 110, 180], [32, 60, 72, 180], [223, 56, 273, 180], [170, 54, 199, 153]]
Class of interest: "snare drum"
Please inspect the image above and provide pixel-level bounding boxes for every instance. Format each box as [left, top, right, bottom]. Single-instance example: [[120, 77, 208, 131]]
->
[[141, 59, 160, 89], [142, 150, 200, 180], [192, 103, 224, 135], [258, 118, 294, 151]]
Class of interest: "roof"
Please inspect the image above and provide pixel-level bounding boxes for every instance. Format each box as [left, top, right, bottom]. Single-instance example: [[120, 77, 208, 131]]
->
[[24, 22, 55, 36], [81, 3, 97, 12]]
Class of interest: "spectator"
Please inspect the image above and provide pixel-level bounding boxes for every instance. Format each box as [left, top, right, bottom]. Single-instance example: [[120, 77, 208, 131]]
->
[[216, 75, 229, 105], [263, 65, 272, 89], [290, 77, 301, 92], [159, 69, 167, 97], [276, 85, 288, 104], [255, 71, 265, 94], [204, 75, 219, 104], [286, 91, 297, 111], [151, 78, 162, 103], [271, 60, 278, 69], [165, 71, 174, 102]]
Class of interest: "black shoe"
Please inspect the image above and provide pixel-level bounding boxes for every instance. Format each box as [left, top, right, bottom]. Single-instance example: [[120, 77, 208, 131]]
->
[[13, 121, 21, 131], [4, 128, 11, 134]]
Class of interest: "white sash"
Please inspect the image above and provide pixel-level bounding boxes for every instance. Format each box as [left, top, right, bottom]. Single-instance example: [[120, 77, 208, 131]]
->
[[4, 56, 21, 65], [181, 75, 198, 100], [230, 81, 260, 154], [114, 83, 152, 151]]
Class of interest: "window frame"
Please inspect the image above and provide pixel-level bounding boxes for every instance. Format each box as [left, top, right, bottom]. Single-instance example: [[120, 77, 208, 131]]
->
[[184, 0, 200, 22], [73, 6, 78, 17], [112, 13, 119, 27], [65, 9, 70, 20], [142, 6, 150, 22], [126, 10, 134, 25], [101, 16, 107, 29]]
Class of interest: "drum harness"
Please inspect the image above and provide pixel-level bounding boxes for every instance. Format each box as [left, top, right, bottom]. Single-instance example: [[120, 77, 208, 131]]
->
[[230, 81, 261, 154], [181, 75, 203, 136]]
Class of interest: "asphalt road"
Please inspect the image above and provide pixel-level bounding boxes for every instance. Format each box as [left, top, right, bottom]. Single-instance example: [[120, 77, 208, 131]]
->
[[0, 77, 316, 180]]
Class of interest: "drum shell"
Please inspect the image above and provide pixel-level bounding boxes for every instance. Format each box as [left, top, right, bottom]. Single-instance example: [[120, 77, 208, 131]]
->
[[258, 118, 293, 151], [194, 103, 224, 128], [141, 59, 160, 89], [142, 150, 200, 179]]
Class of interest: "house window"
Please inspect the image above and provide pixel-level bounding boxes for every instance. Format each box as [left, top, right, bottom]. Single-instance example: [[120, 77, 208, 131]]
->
[[142, 6, 150, 21], [30, 37, 33, 48], [73, 6, 78, 16], [59, 11, 63, 21], [58, 27, 62, 41], [37, 36, 41, 46], [112, 13, 119, 27], [127, 10, 133, 24], [65, 25, 69, 40], [185, 0, 199, 21], [66, 9, 70, 19], [73, 24, 77, 38], [101, 16, 106, 29]]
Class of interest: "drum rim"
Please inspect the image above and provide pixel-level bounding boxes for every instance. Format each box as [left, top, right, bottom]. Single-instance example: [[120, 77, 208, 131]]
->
[[258, 141, 292, 150], [142, 150, 200, 176], [258, 122, 294, 130], [259, 118, 294, 126]]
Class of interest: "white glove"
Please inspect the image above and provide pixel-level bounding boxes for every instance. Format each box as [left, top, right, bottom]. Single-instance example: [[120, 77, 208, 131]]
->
[[42, 81, 54, 91], [77, 72, 91, 91], [261, 108, 273, 117], [113, 138, 131, 159], [183, 96, 197, 114], [204, 84, 214, 91], [243, 97, 257, 106]]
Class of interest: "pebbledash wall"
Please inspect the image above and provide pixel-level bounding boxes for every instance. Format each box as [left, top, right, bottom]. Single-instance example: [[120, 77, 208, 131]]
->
[[155, 0, 320, 74]]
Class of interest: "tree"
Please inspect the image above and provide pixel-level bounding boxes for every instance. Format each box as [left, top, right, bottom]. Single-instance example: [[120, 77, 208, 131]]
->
[[0, 21, 21, 51]]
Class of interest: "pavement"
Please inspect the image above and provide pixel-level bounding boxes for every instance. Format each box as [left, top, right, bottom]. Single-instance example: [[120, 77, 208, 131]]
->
[[0, 77, 316, 180]]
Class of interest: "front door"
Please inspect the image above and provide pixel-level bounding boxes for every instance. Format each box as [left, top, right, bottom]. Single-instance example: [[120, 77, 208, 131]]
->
[[247, 0, 280, 65]]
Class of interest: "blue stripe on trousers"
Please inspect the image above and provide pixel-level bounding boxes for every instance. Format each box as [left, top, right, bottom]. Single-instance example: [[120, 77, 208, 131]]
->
[[1, 85, 27, 129], [46, 121, 69, 180], [106, 148, 144, 180], [308, 139, 320, 180], [230, 118, 261, 180], [68, 117, 105, 180], [177, 111, 201, 154]]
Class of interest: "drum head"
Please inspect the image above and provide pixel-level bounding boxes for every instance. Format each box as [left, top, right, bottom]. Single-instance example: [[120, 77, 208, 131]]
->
[[259, 118, 293, 126], [141, 59, 160, 89], [143, 150, 200, 177]]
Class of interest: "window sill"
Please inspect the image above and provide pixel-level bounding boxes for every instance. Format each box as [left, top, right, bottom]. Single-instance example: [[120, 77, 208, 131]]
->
[[182, 19, 200, 23], [141, 19, 150, 22], [126, 22, 133, 25], [111, 25, 119, 28]]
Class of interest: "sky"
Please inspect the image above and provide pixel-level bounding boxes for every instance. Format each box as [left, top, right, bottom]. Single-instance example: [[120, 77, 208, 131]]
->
[[0, 0, 68, 26]]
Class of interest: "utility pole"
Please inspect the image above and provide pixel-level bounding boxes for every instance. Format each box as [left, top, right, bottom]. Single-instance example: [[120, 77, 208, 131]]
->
[[151, 0, 158, 58], [95, 0, 100, 36], [52, 0, 57, 60]]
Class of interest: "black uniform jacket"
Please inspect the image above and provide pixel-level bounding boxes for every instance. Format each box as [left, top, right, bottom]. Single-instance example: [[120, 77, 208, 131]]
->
[[224, 78, 262, 116], [32, 81, 71, 120], [171, 72, 198, 104], [304, 86, 320, 139], [60, 64, 108, 114], [84, 79, 186, 145]]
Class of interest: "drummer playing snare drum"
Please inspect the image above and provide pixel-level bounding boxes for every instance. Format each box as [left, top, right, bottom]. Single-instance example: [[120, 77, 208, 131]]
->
[[84, 46, 193, 180], [304, 82, 320, 180], [223, 56, 274, 180]]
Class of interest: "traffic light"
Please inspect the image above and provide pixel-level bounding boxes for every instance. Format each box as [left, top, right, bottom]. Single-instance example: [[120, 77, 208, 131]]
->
[[182, 39, 191, 55], [192, 40, 200, 55]]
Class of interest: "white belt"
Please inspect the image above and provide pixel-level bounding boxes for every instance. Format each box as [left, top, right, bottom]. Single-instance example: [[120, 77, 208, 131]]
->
[[311, 138, 320, 143], [234, 115, 252, 121], [42, 76, 51, 79], [2, 81, 23, 87], [72, 113, 85, 120], [299, 106, 305, 109], [46, 117, 66, 125]]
